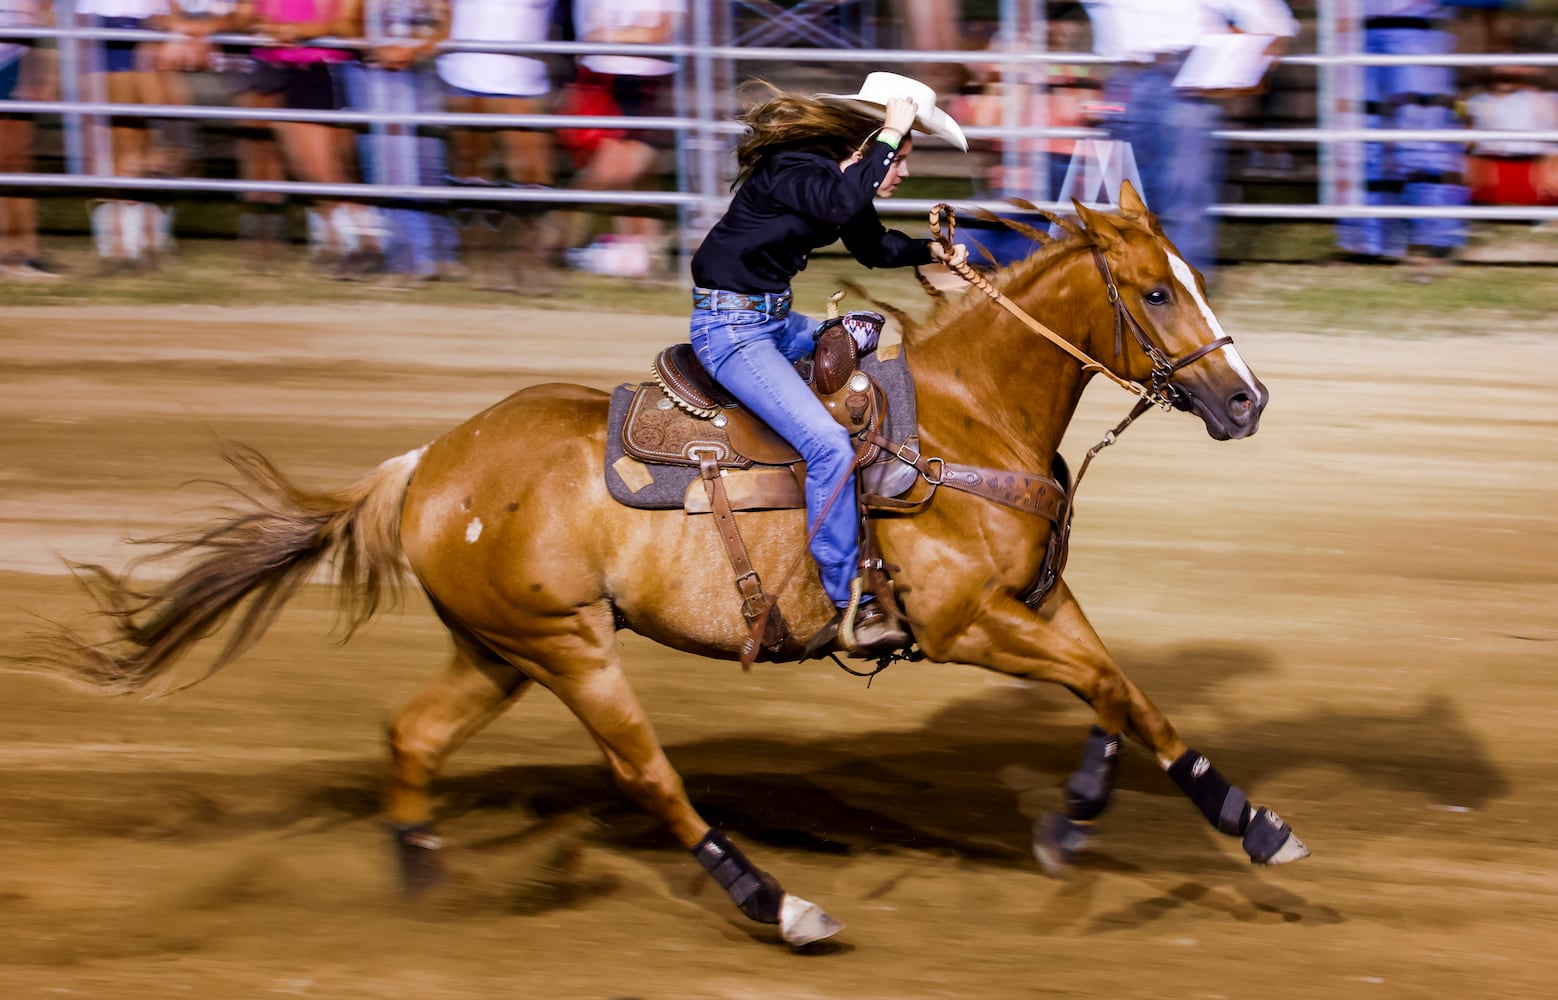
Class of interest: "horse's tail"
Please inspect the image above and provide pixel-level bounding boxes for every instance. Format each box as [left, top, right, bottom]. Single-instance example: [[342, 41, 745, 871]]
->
[[21, 441, 427, 697]]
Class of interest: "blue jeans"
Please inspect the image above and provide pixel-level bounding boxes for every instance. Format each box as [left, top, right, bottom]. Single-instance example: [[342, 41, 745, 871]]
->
[[1336, 27, 1467, 257], [343, 62, 460, 275], [690, 304, 859, 607], [1104, 65, 1224, 277]]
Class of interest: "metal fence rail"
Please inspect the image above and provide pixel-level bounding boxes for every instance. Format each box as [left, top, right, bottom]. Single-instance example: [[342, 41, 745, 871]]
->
[[3, 1, 1557, 236]]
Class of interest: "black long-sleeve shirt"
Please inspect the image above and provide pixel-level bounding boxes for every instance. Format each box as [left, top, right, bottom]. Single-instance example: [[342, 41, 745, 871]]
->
[[691, 139, 934, 294]]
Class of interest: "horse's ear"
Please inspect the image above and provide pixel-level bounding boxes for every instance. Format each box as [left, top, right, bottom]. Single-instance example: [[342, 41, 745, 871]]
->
[[1072, 198, 1124, 246], [1117, 181, 1149, 223]]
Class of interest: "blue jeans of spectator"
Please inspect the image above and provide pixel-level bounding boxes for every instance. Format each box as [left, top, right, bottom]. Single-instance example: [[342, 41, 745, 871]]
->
[[343, 62, 460, 275], [1104, 64, 1224, 277], [1337, 27, 1467, 257], [689, 304, 859, 608]]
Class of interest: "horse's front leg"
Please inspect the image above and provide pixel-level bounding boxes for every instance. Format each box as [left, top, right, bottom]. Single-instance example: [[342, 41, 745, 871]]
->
[[929, 581, 1309, 873]]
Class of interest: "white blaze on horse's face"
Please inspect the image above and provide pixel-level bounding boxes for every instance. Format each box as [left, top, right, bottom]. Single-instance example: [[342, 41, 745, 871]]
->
[[1165, 252, 1263, 401]]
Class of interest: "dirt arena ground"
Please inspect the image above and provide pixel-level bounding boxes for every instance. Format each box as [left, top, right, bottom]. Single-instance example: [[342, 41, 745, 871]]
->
[[2, 284, 1556, 1000]]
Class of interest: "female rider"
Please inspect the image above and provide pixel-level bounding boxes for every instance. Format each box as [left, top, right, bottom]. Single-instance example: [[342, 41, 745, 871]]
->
[[688, 74, 968, 656]]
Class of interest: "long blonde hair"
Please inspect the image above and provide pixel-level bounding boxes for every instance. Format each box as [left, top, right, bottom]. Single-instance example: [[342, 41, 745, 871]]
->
[[731, 82, 882, 189]]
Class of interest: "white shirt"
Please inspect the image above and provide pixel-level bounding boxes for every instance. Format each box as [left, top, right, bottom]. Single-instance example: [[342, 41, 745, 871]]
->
[[1082, 0, 1298, 63], [1466, 90, 1558, 158], [75, 0, 172, 16], [439, 0, 554, 97], [575, 0, 682, 78], [170, 0, 238, 14]]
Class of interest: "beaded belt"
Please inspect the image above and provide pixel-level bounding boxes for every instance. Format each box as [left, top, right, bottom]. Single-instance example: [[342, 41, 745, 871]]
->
[[692, 287, 792, 318]]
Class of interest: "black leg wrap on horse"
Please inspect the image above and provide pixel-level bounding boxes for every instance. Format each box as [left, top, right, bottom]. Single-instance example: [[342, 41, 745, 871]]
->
[[1241, 806, 1294, 863], [387, 820, 446, 897], [1064, 725, 1122, 821], [1034, 813, 1093, 872], [1168, 749, 1252, 836], [692, 829, 784, 925]]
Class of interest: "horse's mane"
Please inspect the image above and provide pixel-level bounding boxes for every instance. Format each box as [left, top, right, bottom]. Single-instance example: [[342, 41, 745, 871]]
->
[[903, 206, 1104, 344]]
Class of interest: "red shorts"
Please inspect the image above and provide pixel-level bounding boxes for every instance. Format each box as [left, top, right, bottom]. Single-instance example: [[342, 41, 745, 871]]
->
[[1467, 155, 1558, 206]]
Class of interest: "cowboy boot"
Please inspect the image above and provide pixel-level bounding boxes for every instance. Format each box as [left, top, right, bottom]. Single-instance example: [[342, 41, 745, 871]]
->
[[845, 601, 910, 655]]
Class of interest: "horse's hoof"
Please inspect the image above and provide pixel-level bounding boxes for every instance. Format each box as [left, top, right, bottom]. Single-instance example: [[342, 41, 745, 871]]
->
[[1242, 807, 1310, 866], [779, 893, 843, 947], [1255, 829, 1311, 866], [390, 821, 447, 898], [1032, 813, 1091, 878]]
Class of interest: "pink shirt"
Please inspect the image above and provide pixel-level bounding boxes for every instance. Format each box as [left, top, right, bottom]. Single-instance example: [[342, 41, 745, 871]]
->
[[252, 0, 349, 65]]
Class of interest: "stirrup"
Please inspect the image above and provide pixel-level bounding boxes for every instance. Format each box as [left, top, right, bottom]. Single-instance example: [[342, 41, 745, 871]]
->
[[847, 602, 909, 656], [802, 579, 908, 660]]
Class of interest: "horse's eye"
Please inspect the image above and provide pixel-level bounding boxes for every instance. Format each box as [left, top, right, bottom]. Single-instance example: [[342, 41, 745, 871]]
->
[[1144, 288, 1171, 306]]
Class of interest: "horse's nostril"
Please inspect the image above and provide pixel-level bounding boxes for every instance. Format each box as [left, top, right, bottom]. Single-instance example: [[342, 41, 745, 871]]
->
[[1229, 393, 1253, 422]]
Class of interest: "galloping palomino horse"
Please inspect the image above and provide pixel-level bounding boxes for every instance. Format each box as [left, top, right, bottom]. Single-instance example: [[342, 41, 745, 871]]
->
[[23, 183, 1306, 947]]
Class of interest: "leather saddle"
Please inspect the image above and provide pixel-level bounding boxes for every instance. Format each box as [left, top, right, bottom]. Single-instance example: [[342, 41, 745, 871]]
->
[[618, 317, 905, 513]]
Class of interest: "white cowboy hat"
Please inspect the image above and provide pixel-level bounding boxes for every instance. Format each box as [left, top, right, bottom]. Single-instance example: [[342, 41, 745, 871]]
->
[[815, 72, 969, 152]]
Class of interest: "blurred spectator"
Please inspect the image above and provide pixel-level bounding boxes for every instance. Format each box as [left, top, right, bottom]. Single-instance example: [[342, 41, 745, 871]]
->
[[234, 0, 382, 278], [1463, 31, 1558, 208], [1080, 0, 1298, 280], [561, 0, 683, 280], [953, 11, 1097, 203], [947, 11, 1098, 266], [163, 1, 291, 270], [340, 0, 461, 285], [1336, 1, 1468, 263], [77, 0, 178, 271], [1, 0, 59, 279], [158, 2, 237, 177], [890, 0, 965, 97], [438, 0, 559, 292]]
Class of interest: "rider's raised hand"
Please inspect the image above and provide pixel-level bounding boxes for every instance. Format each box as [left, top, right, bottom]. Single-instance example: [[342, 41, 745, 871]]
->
[[882, 96, 919, 139]]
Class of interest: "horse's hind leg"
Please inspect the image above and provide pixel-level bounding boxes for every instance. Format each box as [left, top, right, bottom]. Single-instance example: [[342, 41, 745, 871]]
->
[[384, 631, 535, 896], [497, 608, 843, 946]]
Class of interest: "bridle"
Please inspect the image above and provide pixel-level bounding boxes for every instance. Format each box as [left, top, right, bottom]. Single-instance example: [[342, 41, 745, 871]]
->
[[1089, 245, 1233, 414]]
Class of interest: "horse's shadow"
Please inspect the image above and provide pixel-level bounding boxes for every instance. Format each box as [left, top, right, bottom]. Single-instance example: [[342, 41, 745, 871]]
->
[[24, 641, 1508, 882], [423, 640, 1508, 868]]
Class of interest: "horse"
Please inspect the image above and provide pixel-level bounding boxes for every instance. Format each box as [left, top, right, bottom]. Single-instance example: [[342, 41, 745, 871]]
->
[[19, 183, 1305, 948]]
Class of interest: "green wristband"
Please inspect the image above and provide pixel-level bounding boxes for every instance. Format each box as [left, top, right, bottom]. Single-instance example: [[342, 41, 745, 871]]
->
[[878, 128, 902, 150]]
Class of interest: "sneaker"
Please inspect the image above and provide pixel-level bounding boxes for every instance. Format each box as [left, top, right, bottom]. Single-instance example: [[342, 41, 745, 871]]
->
[[376, 271, 436, 291], [1, 259, 63, 281], [329, 247, 383, 281]]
